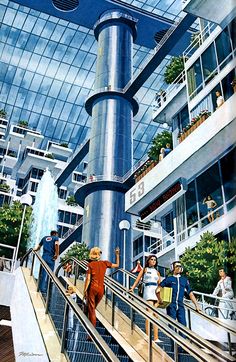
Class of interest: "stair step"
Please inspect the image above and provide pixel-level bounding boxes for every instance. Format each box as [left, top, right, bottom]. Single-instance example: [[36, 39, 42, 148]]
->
[[67, 331, 112, 344]]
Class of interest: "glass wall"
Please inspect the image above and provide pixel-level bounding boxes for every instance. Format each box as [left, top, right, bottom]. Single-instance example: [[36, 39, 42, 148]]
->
[[133, 235, 143, 257], [187, 18, 236, 99], [176, 148, 235, 241], [187, 58, 203, 98], [220, 148, 236, 210]]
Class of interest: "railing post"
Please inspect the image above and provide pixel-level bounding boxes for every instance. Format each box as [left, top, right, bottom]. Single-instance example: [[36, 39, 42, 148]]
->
[[148, 322, 152, 362], [130, 306, 134, 331], [111, 292, 115, 327], [174, 341, 179, 362], [45, 278, 51, 314], [227, 332, 232, 356], [36, 264, 42, 292], [61, 302, 69, 353], [30, 253, 35, 276], [187, 308, 191, 330]]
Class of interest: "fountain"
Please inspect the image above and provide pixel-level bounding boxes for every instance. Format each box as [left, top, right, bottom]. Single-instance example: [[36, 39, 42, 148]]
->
[[28, 168, 58, 249]]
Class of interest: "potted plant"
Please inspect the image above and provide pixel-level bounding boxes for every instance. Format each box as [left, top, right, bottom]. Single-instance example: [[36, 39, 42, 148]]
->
[[0, 109, 7, 119], [66, 195, 78, 206], [185, 124, 192, 136], [164, 56, 185, 84], [18, 120, 28, 128], [0, 183, 10, 193], [199, 110, 211, 123], [45, 153, 54, 159]]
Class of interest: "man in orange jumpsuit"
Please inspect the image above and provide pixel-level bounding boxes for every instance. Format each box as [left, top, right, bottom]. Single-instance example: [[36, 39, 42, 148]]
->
[[83, 246, 120, 327]]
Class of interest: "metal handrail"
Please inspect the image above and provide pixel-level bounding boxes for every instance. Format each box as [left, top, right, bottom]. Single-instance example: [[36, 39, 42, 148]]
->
[[183, 22, 216, 59], [61, 216, 83, 240], [20, 249, 120, 362], [111, 268, 236, 338], [56, 258, 235, 362]]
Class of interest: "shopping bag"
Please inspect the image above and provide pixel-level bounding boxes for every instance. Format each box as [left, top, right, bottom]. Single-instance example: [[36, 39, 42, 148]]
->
[[158, 287, 172, 308], [138, 283, 144, 297]]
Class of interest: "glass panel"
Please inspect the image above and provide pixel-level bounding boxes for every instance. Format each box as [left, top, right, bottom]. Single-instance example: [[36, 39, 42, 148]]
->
[[221, 69, 235, 101], [221, 148, 236, 211], [197, 162, 223, 225], [186, 181, 198, 232], [215, 27, 232, 70], [201, 43, 218, 84], [187, 58, 203, 98], [228, 18, 236, 50]]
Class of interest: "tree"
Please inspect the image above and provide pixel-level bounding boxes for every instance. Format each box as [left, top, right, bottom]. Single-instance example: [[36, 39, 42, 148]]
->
[[164, 56, 185, 84], [0, 201, 32, 258], [180, 231, 236, 294], [60, 242, 89, 264], [148, 130, 172, 160]]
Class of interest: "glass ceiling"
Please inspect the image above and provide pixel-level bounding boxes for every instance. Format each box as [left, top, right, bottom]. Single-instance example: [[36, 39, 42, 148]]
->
[[0, 0, 190, 163]]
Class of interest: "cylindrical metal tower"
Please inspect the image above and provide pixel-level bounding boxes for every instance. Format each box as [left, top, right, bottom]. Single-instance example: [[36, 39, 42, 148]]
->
[[81, 10, 138, 268]]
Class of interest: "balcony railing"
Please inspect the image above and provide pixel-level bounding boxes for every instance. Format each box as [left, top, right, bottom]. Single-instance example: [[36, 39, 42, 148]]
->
[[177, 195, 236, 244], [146, 195, 235, 255], [183, 22, 217, 59], [153, 70, 186, 116]]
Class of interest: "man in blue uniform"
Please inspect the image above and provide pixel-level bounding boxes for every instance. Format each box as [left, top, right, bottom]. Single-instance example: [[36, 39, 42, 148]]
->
[[34, 230, 59, 293], [157, 261, 200, 327]]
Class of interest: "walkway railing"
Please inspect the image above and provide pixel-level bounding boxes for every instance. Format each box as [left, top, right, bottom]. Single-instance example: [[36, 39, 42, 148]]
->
[[61, 216, 83, 240], [20, 250, 119, 362], [193, 291, 236, 320], [56, 258, 235, 362]]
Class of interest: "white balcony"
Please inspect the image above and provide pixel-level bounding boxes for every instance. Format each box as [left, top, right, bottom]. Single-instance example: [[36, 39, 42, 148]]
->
[[125, 93, 236, 218], [0, 154, 18, 169], [47, 142, 72, 160], [182, 0, 236, 28], [5, 125, 44, 150], [17, 147, 57, 176]]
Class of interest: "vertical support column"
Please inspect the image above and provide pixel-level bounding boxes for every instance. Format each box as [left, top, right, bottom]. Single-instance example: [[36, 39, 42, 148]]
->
[[83, 11, 138, 266]]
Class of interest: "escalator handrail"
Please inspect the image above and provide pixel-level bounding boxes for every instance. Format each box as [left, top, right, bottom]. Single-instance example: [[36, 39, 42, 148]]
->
[[20, 250, 120, 362], [111, 267, 236, 336], [56, 258, 235, 362]]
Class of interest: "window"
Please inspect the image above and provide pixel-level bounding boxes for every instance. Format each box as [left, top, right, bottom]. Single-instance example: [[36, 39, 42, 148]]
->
[[215, 27, 232, 70], [187, 58, 203, 98], [196, 162, 223, 224], [185, 181, 198, 228], [201, 44, 217, 84], [58, 188, 67, 199], [228, 18, 236, 51], [133, 236, 143, 257], [221, 148, 236, 211]]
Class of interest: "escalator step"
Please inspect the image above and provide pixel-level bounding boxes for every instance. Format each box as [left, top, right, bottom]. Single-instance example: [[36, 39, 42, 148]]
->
[[66, 331, 112, 344], [67, 351, 105, 362]]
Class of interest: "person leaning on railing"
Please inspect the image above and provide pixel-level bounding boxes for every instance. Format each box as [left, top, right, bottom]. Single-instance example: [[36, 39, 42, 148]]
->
[[212, 267, 234, 319]]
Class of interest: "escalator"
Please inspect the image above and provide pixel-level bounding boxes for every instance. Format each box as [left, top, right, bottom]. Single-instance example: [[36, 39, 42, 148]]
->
[[20, 252, 236, 362]]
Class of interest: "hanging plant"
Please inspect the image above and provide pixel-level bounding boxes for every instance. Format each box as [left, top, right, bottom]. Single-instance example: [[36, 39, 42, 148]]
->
[[148, 130, 172, 161], [164, 56, 185, 84]]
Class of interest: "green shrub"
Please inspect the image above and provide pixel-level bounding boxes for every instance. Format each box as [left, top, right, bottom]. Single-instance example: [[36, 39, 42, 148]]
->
[[164, 56, 185, 84]]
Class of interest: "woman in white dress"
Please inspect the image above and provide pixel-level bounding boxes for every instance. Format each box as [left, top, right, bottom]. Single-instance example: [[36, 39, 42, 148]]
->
[[129, 255, 161, 342], [213, 268, 234, 319]]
